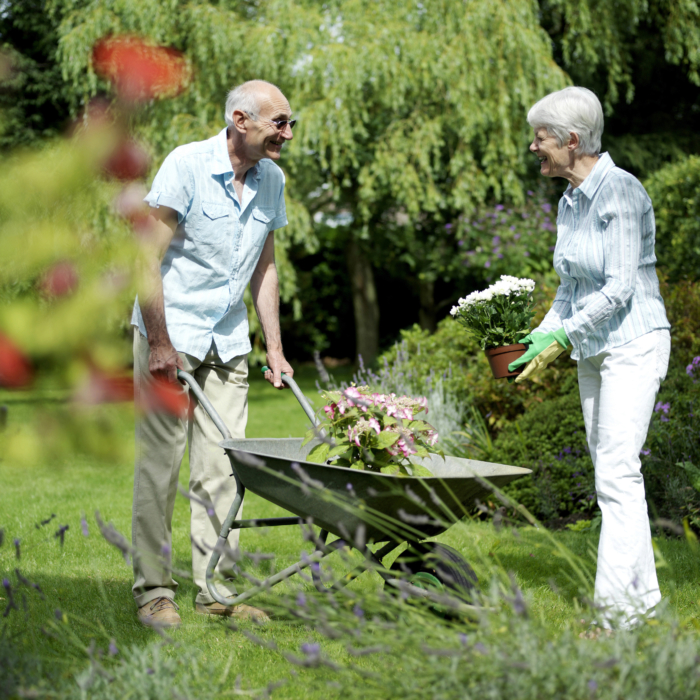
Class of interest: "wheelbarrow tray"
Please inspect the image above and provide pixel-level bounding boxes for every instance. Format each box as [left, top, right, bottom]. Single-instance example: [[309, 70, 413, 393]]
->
[[221, 437, 530, 543]]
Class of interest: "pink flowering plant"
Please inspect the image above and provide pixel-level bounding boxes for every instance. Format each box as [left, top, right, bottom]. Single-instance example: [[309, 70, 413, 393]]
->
[[302, 386, 442, 476]]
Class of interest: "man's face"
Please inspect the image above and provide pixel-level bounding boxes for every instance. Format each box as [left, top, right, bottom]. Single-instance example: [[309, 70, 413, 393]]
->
[[529, 127, 570, 179], [241, 87, 294, 162]]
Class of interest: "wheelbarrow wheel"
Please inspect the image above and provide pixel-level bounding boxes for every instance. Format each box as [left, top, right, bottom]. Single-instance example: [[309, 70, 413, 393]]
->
[[388, 542, 478, 602]]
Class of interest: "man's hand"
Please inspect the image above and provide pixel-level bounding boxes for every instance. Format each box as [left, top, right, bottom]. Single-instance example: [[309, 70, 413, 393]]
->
[[148, 341, 183, 384], [264, 352, 293, 389]]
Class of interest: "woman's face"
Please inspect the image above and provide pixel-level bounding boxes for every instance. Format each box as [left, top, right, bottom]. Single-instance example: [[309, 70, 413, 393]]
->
[[529, 127, 571, 179]]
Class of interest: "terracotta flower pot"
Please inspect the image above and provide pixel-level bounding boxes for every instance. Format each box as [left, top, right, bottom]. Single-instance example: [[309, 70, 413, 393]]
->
[[484, 343, 527, 379]]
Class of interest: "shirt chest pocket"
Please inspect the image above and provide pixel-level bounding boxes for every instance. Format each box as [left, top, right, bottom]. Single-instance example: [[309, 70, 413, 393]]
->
[[249, 206, 275, 250]]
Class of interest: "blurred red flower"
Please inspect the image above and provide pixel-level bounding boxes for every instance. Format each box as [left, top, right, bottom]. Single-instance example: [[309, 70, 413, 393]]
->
[[75, 368, 134, 404], [138, 377, 189, 416], [0, 334, 33, 388], [103, 139, 151, 181], [92, 35, 189, 102], [39, 261, 79, 298]]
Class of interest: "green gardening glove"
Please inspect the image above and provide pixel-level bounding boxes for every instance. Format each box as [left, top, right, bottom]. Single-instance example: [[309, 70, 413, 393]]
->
[[508, 328, 569, 383]]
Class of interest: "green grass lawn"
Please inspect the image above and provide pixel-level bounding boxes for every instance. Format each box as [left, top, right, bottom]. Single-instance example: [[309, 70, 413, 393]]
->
[[2, 368, 700, 698]]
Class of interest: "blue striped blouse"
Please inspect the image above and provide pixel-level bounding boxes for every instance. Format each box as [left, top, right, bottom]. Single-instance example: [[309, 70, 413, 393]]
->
[[535, 152, 670, 361]]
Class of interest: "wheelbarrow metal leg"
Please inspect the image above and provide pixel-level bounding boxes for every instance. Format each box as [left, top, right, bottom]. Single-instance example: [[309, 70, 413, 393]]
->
[[223, 541, 346, 608], [206, 470, 246, 606]]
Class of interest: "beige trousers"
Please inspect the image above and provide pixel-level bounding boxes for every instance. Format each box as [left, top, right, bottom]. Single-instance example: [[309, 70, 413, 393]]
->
[[132, 330, 247, 607]]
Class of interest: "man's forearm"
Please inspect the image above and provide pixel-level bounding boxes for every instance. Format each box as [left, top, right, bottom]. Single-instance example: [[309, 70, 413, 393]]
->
[[250, 261, 283, 353]]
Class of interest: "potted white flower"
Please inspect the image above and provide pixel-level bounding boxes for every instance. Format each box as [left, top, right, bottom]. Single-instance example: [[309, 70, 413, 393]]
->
[[450, 275, 536, 378]]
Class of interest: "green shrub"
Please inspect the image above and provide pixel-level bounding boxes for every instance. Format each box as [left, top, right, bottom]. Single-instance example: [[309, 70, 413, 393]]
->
[[642, 362, 700, 530], [660, 274, 700, 370], [377, 274, 578, 430], [490, 375, 596, 521], [645, 155, 700, 281]]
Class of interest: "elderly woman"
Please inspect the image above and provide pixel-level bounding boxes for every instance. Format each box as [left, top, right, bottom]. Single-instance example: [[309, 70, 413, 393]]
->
[[509, 87, 671, 631]]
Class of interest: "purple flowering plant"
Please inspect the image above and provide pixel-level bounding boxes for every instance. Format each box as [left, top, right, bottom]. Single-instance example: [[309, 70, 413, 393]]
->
[[303, 385, 440, 476], [458, 189, 558, 281]]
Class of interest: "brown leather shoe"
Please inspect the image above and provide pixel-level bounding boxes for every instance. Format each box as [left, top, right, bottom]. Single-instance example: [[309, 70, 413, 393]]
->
[[138, 596, 181, 628], [195, 601, 269, 622]]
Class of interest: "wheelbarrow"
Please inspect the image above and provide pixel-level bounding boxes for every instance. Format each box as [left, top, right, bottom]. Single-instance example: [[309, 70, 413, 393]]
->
[[177, 369, 531, 614]]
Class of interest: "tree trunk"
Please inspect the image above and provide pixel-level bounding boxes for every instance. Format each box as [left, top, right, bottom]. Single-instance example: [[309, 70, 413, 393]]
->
[[418, 278, 436, 333], [346, 237, 380, 366]]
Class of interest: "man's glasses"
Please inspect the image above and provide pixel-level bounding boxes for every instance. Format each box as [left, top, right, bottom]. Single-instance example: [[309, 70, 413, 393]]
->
[[243, 112, 297, 131], [265, 118, 297, 130]]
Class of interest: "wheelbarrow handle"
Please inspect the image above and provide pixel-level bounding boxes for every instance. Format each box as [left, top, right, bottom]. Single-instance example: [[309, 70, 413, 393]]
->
[[176, 370, 232, 440], [261, 365, 320, 428]]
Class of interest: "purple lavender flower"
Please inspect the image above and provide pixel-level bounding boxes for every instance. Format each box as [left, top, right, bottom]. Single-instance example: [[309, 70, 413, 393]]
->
[[484, 260, 491, 268], [514, 233, 521, 240], [492, 235, 501, 245], [445, 223, 453, 230], [495, 204, 505, 211], [301, 643, 320, 656], [527, 190, 534, 196], [353, 604, 364, 619], [161, 543, 171, 557], [296, 592, 307, 607], [523, 251, 530, 257], [655, 401, 670, 414], [541, 203, 552, 213], [588, 680, 598, 691], [109, 640, 119, 656], [640, 448, 651, 456]]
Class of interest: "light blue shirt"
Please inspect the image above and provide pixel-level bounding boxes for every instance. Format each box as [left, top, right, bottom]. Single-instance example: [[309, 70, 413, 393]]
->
[[132, 127, 288, 362], [536, 152, 670, 361]]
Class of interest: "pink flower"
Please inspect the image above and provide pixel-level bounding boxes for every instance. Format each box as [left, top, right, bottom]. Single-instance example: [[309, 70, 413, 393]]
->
[[324, 404, 336, 419], [396, 408, 413, 421], [368, 417, 381, 434]]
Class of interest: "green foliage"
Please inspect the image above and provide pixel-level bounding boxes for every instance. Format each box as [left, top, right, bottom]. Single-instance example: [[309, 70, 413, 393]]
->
[[0, 131, 138, 373], [0, 1, 72, 150], [644, 155, 700, 282], [490, 377, 596, 521], [642, 368, 700, 531], [540, 0, 700, 111]]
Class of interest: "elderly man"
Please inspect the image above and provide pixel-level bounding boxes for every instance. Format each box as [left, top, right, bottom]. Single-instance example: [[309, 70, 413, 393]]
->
[[132, 80, 295, 628]]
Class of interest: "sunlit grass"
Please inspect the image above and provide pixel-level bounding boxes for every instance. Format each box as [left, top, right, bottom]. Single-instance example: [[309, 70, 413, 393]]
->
[[2, 368, 700, 697]]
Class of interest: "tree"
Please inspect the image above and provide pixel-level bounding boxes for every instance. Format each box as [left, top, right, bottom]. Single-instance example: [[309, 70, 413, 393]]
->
[[49, 0, 568, 363], [0, 0, 72, 149]]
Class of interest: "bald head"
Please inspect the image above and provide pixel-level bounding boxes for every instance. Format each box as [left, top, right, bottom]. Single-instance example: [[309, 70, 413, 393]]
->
[[224, 80, 287, 126]]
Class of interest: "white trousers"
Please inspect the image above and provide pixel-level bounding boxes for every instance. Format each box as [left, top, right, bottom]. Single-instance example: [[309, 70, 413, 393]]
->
[[578, 329, 670, 629], [132, 331, 248, 607]]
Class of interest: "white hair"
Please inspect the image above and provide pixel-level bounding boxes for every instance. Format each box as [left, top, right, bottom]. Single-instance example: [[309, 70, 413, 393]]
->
[[224, 80, 280, 126], [527, 87, 604, 156]]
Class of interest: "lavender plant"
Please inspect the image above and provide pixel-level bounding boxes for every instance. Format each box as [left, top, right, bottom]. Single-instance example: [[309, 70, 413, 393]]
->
[[451, 275, 536, 350]]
